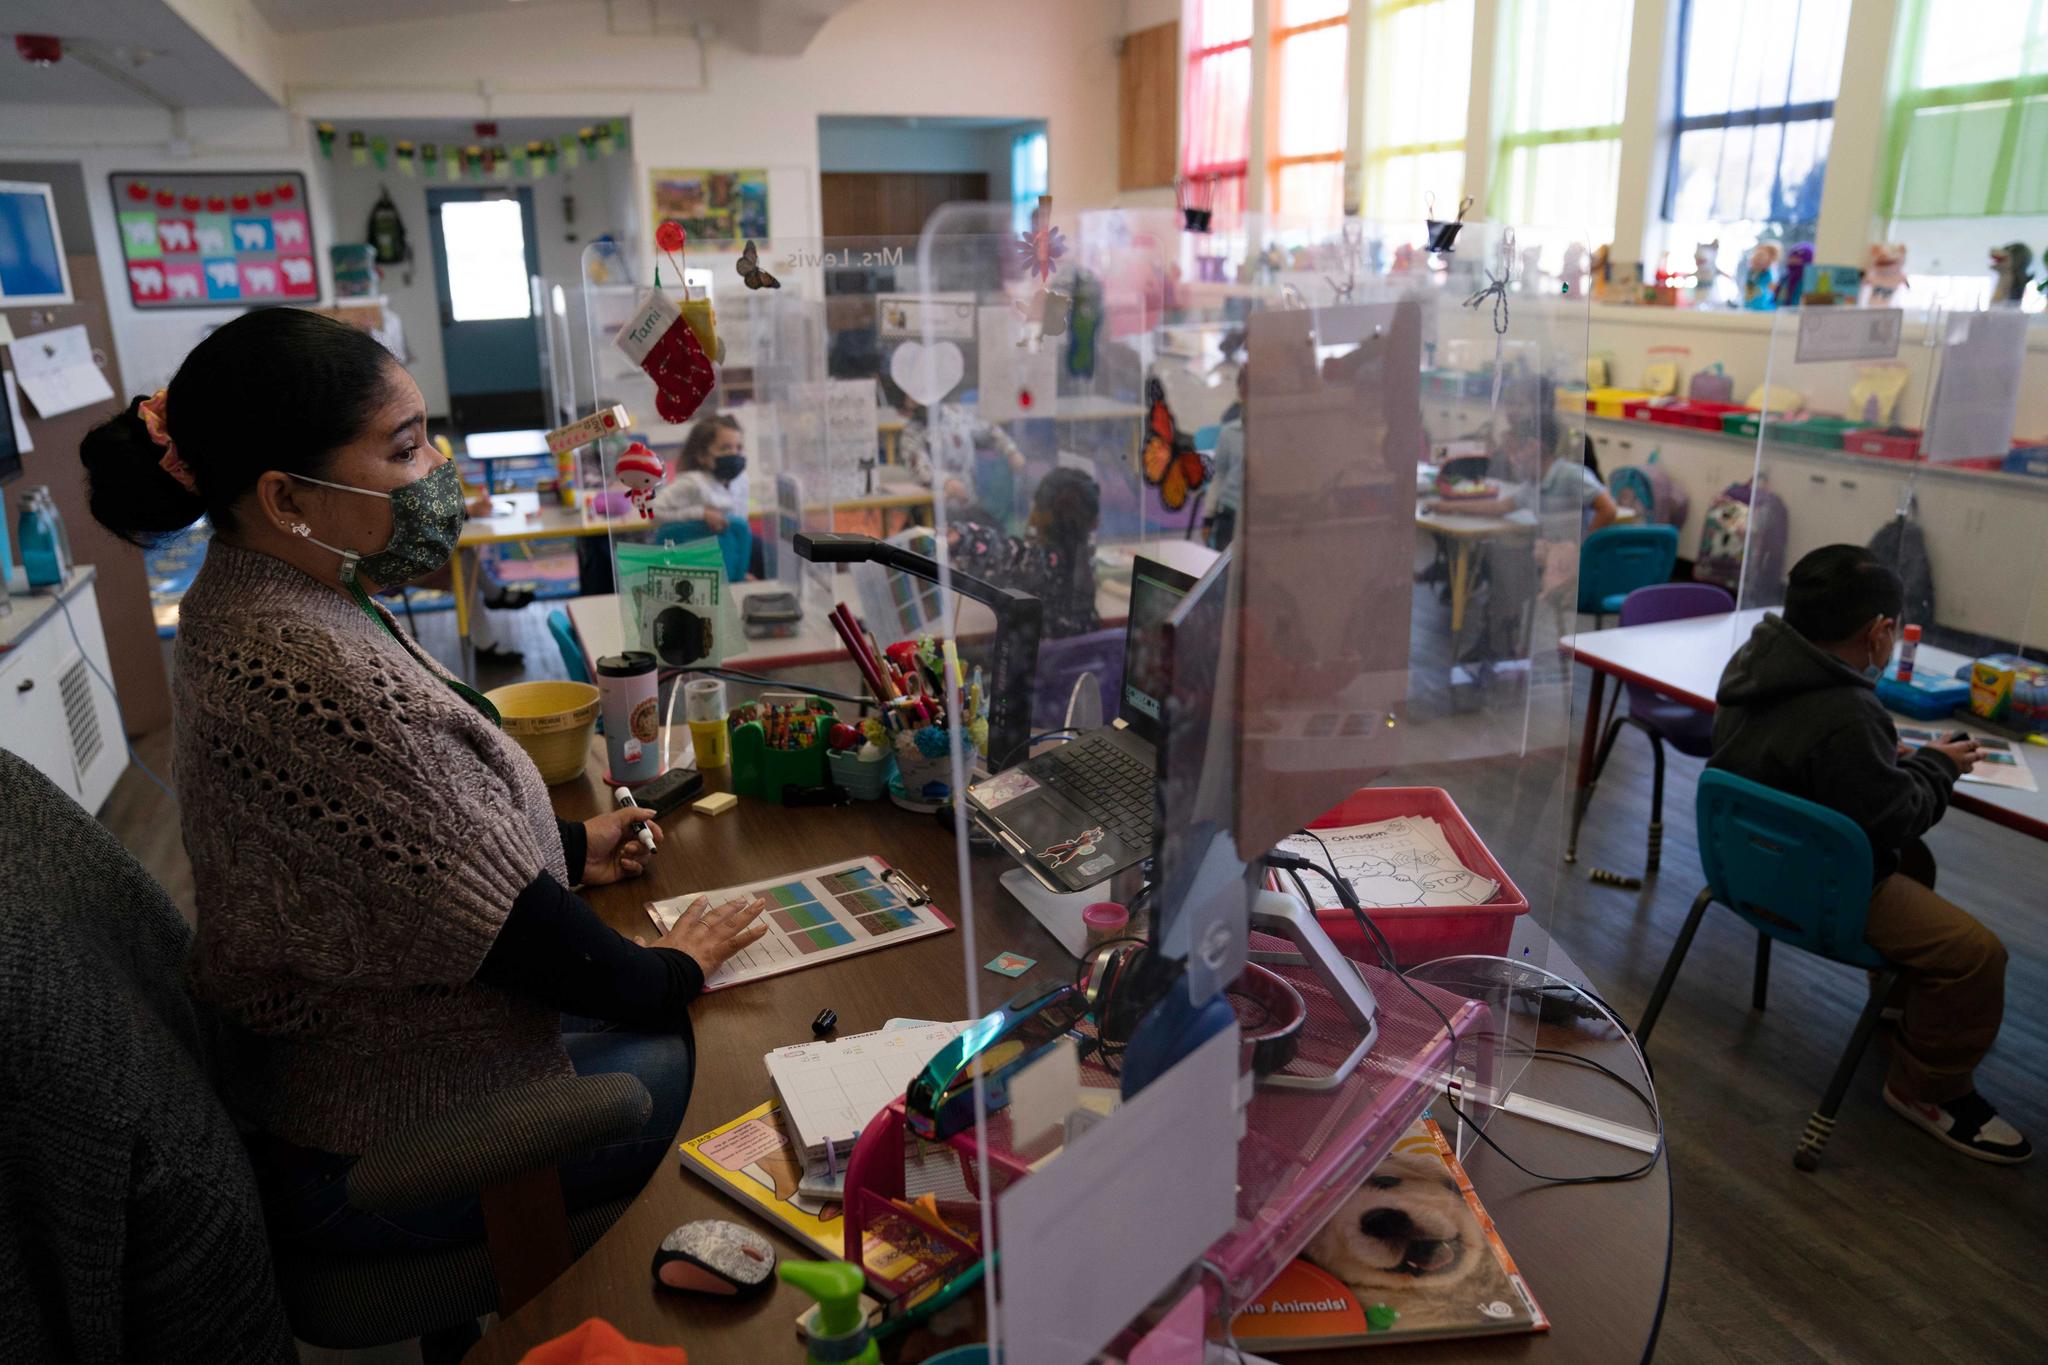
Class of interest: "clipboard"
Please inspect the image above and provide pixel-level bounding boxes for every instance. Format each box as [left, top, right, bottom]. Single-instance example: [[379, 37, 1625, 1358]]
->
[[648, 855, 954, 990]]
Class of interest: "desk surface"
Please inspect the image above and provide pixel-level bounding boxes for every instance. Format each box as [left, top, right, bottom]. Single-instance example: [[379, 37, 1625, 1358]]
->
[[566, 537, 1221, 674], [460, 487, 937, 550], [1563, 607, 2048, 840], [466, 746, 1669, 1364]]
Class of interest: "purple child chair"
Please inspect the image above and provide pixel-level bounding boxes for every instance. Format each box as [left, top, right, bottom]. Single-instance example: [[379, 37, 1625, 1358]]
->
[[1568, 582, 1734, 886]]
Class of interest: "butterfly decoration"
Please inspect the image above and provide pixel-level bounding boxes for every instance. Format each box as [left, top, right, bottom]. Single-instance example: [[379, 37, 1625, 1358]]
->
[[735, 239, 780, 290], [1013, 286, 1070, 348], [1140, 378, 1207, 512]]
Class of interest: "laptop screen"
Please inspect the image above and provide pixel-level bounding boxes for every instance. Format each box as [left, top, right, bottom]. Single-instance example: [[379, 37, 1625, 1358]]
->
[[1118, 556, 1199, 744]]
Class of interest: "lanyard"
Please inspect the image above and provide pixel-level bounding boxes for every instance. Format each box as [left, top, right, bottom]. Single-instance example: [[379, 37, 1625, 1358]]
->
[[347, 579, 503, 728]]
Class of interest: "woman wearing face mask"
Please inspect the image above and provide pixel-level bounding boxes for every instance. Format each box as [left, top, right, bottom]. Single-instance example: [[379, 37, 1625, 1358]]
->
[[80, 309, 769, 1253], [647, 414, 760, 579]]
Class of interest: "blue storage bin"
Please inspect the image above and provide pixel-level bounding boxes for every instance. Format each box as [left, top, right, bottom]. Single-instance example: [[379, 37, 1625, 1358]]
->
[[1877, 667, 1969, 720], [2003, 445, 2048, 478]]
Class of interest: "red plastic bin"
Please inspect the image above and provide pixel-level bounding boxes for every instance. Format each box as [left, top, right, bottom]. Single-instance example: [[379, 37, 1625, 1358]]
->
[[1645, 399, 1751, 432], [1270, 786, 1530, 967], [1843, 427, 1921, 460]]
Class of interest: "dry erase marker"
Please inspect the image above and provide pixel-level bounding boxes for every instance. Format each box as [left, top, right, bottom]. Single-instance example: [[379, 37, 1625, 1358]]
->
[[613, 785, 657, 852]]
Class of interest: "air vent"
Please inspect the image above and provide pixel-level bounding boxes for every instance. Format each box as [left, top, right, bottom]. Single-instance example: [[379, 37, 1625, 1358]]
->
[[60, 659, 103, 780]]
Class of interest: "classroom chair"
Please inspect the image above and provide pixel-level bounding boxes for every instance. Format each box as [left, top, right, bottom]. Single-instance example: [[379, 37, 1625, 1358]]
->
[[1636, 769, 1901, 1173], [0, 749, 652, 1362], [1576, 524, 1679, 626], [1567, 582, 1734, 878], [548, 608, 591, 684], [1031, 626, 1127, 733]]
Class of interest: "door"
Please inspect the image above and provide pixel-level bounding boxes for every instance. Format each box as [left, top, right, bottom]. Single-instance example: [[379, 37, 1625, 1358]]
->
[[820, 172, 989, 238], [428, 186, 544, 432]]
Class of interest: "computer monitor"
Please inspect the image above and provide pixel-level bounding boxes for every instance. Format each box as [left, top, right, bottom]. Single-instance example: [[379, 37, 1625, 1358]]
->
[[0, 378, 21, 486], [0, 180, 73, 307], [1117, 556, 1199, 745]]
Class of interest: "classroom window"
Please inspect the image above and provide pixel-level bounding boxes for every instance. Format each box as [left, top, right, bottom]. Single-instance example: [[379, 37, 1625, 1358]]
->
[[1362, 0, 1473, 222], [1270, 0, 1349, 223], [1492, 0, 1634, 251], [1662, 0, 1848, 264], [1011, 128, 1049, 236], [441, 197, 532, 322], [1183, 0, 1254, 231]]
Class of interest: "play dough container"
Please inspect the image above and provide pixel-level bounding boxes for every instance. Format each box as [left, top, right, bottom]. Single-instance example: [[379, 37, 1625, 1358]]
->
[[486, 680, 602, 785]]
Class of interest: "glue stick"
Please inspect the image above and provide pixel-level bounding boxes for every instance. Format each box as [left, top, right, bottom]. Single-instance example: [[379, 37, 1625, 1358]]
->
[[1898, 624, 1921, 682]]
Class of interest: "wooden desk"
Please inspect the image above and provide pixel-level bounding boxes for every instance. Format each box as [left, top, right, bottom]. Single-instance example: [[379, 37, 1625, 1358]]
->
[[467, 746, 1669, 1364], [1562, 607, 2048, 842], [1415, 505, 1538, 634]]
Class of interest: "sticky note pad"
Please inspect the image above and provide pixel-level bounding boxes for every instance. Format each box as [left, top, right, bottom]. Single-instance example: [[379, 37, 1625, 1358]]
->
[[985, 951, 1035, 977], [693, 791, 738, 816]]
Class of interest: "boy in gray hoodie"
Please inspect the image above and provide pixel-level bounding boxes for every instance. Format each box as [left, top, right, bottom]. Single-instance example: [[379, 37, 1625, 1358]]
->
[[1712, 544, 2027, 1163]]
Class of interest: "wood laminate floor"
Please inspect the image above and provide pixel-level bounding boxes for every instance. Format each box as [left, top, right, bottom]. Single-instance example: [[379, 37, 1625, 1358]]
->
[[98, 581, 2047, 1363]]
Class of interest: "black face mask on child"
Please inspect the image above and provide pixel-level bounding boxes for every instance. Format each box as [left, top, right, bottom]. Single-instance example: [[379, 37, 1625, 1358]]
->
[[712, 453, 747, 483]]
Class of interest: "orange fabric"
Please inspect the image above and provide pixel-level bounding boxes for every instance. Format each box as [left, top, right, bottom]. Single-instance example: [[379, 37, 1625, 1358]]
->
[[519, 1318, 688, 1365]]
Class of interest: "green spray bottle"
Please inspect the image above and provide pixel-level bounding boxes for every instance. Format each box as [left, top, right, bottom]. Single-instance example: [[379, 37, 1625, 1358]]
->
[[781, 1260, 878, 1365]]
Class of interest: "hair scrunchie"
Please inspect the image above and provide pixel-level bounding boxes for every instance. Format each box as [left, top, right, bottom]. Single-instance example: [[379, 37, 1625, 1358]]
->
[[137, 389, 198, 495]]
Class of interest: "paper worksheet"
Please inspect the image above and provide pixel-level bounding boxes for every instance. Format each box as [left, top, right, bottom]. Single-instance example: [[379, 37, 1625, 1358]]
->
[[1923, 310, 2026, 463], [6, 324, 114, 418], [5, 372, 31, 453], [1276, 814, 1501, 908], [1895, 727, 2039, 792], [765, 1019, 972, 1162], [648, 856, 953, 989]]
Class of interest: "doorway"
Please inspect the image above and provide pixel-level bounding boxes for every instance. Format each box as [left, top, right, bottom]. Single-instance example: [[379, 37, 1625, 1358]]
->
[[428, 185, 544, 432], [816, 115, 1047, 238]]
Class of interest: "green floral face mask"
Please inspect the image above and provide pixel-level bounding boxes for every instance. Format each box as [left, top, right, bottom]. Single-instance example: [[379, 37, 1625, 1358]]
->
[[290, 459, 466, 587]]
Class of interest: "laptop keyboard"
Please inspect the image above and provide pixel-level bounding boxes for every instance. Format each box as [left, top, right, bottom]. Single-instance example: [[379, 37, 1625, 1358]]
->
[[1042, 738, 1155, 847]]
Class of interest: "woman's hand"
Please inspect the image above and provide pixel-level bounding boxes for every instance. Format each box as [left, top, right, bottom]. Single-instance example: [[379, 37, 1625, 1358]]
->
[[582, 807, 659, 886], [637, 894, 771, 975], [701, 507, 730, 532]]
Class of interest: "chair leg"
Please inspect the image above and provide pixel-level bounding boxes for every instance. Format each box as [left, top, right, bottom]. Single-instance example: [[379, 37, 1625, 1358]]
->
[[1637, 887, 1714, 1051], [1569, 714, 1631, 865], [1752, 933, 1772, 1011], [1794, 969, 1901, 1172], [1645, 732, 1668, 875], [1588, 718, 1652, 889]]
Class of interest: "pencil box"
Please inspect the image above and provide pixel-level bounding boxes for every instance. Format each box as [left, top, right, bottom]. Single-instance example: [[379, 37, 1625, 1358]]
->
[[729, 693, 835, 803]]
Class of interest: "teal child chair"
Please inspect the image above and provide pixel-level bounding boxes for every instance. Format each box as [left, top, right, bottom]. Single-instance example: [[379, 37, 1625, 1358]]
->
[[1636, 769, 1901, 1172], [547, 609, 591, 684], [1576, 524, 1678, 625], [654, 519, 752, 584]]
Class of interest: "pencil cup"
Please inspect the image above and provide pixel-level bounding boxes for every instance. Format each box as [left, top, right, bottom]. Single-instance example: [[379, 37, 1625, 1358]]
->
[[684, 678, 730, 769], [891, 725, 959, 803], [828, 749, 888, 800]]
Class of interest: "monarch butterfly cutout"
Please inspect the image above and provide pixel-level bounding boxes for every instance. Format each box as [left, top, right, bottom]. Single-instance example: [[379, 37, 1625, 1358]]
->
[[1141, 378, 1207, 512], [735, 239, 781, 290]]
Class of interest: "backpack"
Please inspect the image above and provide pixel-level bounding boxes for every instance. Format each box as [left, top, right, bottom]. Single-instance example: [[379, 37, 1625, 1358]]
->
[[1868, 512, 1936, 627], [367, 188, 408, 266], [1608, 458, 1690, 529], [1694, 479, 1788, 604]]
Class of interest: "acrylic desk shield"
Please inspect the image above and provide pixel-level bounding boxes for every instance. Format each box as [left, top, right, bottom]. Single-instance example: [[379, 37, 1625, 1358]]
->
[[896, 206, 1585, 1364]]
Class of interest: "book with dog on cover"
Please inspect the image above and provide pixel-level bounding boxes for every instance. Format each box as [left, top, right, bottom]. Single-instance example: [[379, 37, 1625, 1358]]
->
[[1229, 1116, 1547, 1351]]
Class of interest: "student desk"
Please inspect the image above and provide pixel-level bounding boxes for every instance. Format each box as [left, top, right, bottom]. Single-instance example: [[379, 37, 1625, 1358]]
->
[[564, 538, 1222, 675], [464, 743, 1671, 1365], [1563, 608, 2048, 842], [1415, 504, 1539, 634]]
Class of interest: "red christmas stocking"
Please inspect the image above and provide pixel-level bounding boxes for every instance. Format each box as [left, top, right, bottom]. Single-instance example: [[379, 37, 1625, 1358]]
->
[[614, 289, 715, 424]]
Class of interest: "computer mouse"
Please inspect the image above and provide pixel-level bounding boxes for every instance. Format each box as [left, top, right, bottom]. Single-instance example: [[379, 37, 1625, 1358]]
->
[[651, 1219, 776, 1297]]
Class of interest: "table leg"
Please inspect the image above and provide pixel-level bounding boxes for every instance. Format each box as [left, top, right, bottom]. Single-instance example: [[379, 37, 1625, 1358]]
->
[[1449, 541, 1472, 634], [451, 545, 472, 641], [1568, 667, 1608, 864]]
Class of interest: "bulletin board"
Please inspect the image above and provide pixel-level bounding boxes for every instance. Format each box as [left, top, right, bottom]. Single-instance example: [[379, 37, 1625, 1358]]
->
[[107, 171, 318, 309], [648, 167, 769, 244]]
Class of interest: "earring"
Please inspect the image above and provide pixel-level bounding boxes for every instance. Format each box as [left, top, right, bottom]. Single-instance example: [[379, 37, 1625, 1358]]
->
[[288, 522, 310, 536]]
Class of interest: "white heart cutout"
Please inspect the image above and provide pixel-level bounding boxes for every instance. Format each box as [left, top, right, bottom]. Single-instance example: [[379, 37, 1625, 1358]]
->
[[889, 340, 965, 407]]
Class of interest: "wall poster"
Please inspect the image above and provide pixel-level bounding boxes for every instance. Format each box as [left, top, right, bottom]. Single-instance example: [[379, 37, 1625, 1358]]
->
[[108, 171, 318, 309], [648, 167, 769, 245]]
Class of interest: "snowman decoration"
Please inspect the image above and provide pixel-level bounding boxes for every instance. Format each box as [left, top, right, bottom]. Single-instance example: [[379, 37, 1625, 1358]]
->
[[615, 441, 667, 519]]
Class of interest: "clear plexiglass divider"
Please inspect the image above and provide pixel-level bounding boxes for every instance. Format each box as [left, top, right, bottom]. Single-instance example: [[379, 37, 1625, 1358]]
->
[[1731, 302, 2048, 822], [852, 203, 1605, 1363]]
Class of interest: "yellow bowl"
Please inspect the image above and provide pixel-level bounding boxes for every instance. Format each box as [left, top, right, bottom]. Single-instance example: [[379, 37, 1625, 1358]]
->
[[486, 680, 602, 785]]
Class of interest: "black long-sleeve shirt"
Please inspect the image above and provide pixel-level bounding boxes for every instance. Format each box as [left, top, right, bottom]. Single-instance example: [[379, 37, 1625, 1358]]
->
[[473, 818, 703, 1030]]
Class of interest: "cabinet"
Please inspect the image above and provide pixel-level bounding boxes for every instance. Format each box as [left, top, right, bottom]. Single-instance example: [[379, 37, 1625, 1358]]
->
[[0, 569, 127, 812]]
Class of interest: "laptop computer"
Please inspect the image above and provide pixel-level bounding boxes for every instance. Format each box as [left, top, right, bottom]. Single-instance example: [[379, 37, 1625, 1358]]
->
[[966, 555, 1200, 893]]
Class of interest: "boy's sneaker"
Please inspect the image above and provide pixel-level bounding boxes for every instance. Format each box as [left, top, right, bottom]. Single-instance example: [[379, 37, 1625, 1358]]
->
[[1883, 1087, 2033, 1164]]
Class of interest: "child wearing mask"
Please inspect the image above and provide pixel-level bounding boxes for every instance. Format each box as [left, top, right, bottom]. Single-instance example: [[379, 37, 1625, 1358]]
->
[[649, 414, 749, 532]]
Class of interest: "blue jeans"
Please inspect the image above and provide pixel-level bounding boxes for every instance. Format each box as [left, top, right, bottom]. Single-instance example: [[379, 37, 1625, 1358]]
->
[[253, 1018, 692, 1253]]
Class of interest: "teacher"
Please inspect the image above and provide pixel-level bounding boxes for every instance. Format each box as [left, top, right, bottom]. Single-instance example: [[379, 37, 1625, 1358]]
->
[[80, 307, 768, 1251]]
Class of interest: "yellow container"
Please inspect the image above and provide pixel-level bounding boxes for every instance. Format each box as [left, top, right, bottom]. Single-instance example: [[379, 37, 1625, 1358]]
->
[[486, 680, 602, 785], [1585, 387, 1653, 419]]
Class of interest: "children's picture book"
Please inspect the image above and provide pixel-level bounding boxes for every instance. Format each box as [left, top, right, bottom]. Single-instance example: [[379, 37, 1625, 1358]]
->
[[1895, 726, 2038, 792], [678, 1099, 844, 1258], [1229, 1116, 1546, 1352], [649, 856, 953, 989]]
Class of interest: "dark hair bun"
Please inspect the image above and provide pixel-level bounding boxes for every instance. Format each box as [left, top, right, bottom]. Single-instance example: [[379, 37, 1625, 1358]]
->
[[81, 398, 206, 547]]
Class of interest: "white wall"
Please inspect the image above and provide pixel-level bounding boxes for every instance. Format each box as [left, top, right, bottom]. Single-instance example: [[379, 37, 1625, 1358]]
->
[[277, 0, 1126, 259], [0, 105, 326, 397], [317, 149, 636, 418]]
